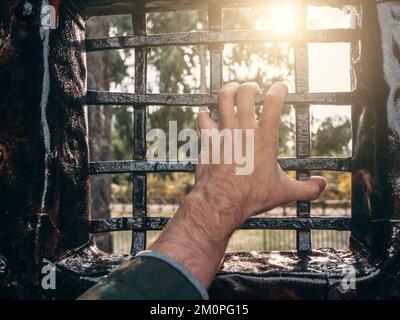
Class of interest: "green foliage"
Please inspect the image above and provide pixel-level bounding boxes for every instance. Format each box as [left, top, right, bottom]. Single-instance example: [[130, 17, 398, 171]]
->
[[312, 115, 351, 157], [311, 115, 352, 200], [148, 173, 194, 204], [317, 172, 351, 200], [112, 107, 134, 160], [108, 50, 128, 84], [147, 11, 207, 93]]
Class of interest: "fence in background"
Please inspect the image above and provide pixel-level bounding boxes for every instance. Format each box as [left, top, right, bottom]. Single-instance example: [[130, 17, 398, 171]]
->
[[110, 201, 351, 253]]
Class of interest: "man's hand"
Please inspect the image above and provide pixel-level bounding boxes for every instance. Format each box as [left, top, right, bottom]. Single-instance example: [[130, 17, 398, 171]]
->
[[195, 82, 326, 228], [150, 82, 326, 290]]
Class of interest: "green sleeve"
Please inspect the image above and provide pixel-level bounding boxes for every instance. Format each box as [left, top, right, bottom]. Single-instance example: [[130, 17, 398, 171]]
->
[[78, 255, 207, 300]]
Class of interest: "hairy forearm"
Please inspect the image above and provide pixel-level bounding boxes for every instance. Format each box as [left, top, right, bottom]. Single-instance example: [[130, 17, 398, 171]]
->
[[149, 181, 242, 289], [148, 82, 325, 293]]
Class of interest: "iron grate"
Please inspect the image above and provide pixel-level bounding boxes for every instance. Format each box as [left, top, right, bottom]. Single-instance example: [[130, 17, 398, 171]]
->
[[87, 0, 357, 253]]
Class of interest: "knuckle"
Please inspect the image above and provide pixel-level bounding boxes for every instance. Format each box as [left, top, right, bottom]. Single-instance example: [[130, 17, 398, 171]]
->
[[309, 185, 321, 200], [218, 87, 234, 100]]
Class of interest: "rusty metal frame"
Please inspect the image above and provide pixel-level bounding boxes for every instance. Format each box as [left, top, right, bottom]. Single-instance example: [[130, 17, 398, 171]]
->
[[131, 11, 148, 256], [77, 0, 361, 17], [294, 0, 312, 251], [86, 0, 355, 252]]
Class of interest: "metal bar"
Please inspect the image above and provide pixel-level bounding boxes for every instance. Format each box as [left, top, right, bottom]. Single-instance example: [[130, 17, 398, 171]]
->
[[131, 13, 148, 255], [295, 1, 312, 251], [86, 29, 360, 52], [83, 0, 357, 256], [80, 0, 361, 18], [86, 91, 353, 106], [89, 157, 352, 174], [90, 216, 352, 233], [349, 1, 362, 249], [208, 0, 223, 122]]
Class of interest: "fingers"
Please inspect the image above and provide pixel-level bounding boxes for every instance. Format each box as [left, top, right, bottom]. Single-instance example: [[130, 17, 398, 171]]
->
[[236, 82, 259, 127], [287, 176, 327, 201], [218, 82, 239, 128], [197, 107, 217, 130], [216, 81, 286, 130], [259, 82, 288, 141]]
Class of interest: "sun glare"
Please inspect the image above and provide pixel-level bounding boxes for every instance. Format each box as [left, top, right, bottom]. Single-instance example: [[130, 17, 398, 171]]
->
[[255, 5, 299, 34]]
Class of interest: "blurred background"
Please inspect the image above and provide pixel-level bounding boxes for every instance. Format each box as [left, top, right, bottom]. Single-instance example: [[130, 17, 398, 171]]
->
[[86, 3, 354, 254]]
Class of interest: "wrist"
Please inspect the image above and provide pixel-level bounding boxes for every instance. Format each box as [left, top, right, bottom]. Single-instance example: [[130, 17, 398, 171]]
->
[[190, 179, 246, 231], [149, 181, 242, 288], [174, 189, 233, 247]]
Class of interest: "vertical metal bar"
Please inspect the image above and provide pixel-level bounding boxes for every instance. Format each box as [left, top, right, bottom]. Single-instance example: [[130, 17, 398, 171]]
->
[[350, 4, 360, 155], [131, 13, 148, 255], [294, 1, 311, 251], [208, 0, 223, 121], [344, 3, 360, 250]]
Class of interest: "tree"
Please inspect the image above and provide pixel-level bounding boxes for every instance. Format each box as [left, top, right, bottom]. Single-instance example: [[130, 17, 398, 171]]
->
[[312, 115, 351, 157], [311, 115, 352, 200]]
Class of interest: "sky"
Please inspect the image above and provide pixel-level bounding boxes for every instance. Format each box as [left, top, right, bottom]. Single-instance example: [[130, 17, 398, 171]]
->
[[307, 5, 352, 125]]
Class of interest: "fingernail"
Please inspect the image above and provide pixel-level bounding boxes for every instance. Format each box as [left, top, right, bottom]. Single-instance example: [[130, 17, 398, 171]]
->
[[318, 178, 327, 192]]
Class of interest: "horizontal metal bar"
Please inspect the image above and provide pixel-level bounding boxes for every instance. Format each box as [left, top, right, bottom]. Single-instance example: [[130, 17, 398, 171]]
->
[[89, 157, 351, 175], [90, 216, 351, 233], [86, 91, 353, 106], [242, 216, 351, 230], [81, 0, 360, 17], [90, 160, 196, 174], [86, 29, 359, 52]]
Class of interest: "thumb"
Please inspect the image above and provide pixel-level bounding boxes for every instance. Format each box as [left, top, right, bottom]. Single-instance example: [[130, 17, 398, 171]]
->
[[288, 176, 327, 201]]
